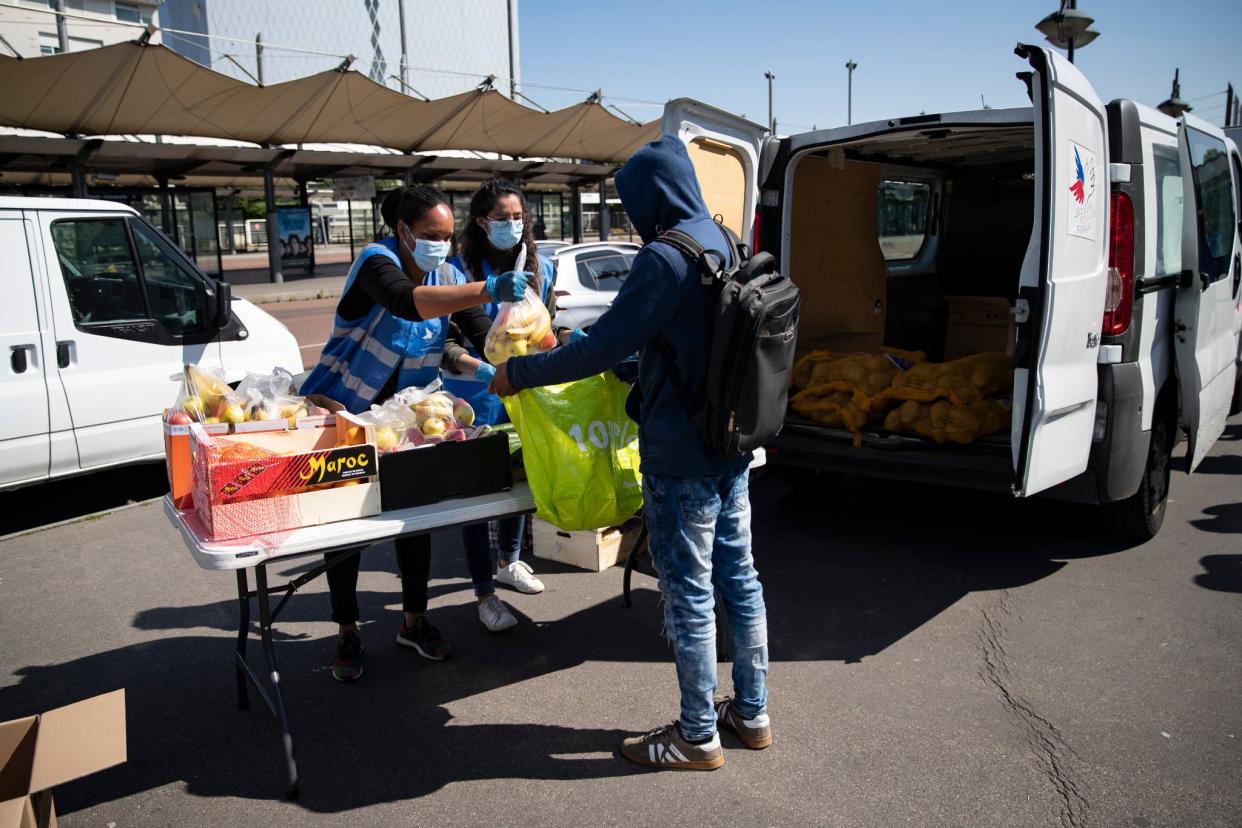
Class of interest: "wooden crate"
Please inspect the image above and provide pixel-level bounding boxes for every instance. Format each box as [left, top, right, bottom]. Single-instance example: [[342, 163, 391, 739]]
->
[[532, 518, 640, 573]]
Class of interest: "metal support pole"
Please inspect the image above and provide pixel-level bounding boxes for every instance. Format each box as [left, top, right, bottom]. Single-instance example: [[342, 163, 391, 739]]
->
[[264, 166, 283, 284], [506, 0, 520, 98], [300, 181, 314, 276], [846, 60, 857, 125], [397, 0, 409, 90], [224, 194, 236, 254], [1067, 35, 1075, 64], [764, 71, 775, 133], [70, 159, 87, 198], [255, 34, 264, 85], [598, 177, 610, 242], [1226, 84, 1235, 127], [347, 199, 356, 260], [159, 178, 173, 236], [54, 0, 68, 53], [570, 183, 582, 244]]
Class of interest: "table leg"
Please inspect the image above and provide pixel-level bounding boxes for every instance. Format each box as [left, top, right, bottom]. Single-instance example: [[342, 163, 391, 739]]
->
[[255, 565, 299, 800], [235, 569, 250, 712]]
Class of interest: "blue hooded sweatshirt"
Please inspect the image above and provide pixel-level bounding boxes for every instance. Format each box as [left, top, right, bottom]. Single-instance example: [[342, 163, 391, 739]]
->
[[505, 135, 751, 478]]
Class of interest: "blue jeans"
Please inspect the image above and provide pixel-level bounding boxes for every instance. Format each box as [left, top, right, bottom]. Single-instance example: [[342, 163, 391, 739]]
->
[[461, 515, 525, 597], [643, 470, 768, 741]]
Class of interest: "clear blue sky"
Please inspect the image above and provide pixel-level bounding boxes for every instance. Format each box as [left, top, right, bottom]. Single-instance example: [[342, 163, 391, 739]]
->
[[520, 0, 1242, 130]]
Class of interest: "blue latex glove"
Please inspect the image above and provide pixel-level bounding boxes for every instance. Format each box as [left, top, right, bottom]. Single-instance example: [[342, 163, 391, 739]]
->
[[473, 361, 497, 383], [485, 270, 530, 303], [571, 327, 588, 343]]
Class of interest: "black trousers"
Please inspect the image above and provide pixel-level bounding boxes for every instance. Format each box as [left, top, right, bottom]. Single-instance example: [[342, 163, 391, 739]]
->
[[325, 534, 430, 625]]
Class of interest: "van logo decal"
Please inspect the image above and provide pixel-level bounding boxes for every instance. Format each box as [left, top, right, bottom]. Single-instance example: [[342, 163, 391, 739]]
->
[[1069, 148, 1086, 204], [1066, 140, 1098, 242], [1086, 332, 1099, 349]]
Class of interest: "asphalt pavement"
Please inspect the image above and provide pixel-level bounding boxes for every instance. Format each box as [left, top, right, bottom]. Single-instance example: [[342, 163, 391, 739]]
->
[[0, 418, 1239, 826]]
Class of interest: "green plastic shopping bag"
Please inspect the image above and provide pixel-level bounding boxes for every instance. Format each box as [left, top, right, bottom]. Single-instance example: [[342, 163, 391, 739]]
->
[[502, 373, 642, 531]]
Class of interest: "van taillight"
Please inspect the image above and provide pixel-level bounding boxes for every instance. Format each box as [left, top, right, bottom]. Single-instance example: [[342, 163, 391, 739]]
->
[[1103, 191, 1134, 336], [751, 210, 764, 254]]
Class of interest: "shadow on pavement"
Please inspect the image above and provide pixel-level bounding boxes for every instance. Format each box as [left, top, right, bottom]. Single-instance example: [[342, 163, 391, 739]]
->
[[0, 463, 168, 537], [1194, 554, 1242, 593], [1190, 502, 1242, 535], [0, 471, 1139, 813]]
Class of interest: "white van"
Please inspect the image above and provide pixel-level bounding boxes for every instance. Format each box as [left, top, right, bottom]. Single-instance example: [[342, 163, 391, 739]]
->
[[664, 46, 1241, 539], [0, 197, 302, 490]]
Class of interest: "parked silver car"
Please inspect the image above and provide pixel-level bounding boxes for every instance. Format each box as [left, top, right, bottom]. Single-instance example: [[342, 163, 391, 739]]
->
[[547, 242, 640, 330]]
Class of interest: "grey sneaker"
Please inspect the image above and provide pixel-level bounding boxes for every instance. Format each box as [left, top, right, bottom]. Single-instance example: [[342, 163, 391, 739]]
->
[[478, 594, 518, 632], [620, 722, 724, 771], [714, 695, 772, 749]]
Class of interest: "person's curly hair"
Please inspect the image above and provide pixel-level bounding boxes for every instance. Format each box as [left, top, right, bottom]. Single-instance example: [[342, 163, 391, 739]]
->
[[457, 178, 541, 295]]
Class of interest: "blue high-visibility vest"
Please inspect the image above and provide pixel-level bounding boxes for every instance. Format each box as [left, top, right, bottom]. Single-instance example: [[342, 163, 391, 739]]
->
[[301, 238, 464, 413]]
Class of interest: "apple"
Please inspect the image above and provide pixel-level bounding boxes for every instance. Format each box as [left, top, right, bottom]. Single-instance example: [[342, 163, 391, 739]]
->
[[375, 426, 400, 451], [203, 416, 222, 424], [181, 395, 205, 420], [166, 410, 192, 425], [453, 400, 475, 427], [443, 429, 467, 442], [217, 401, 245, 425], [421, 417, 447, 437], [286, 407, 308, 428]]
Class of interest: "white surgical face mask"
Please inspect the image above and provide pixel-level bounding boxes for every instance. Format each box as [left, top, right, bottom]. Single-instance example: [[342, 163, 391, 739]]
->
[[401, 228, 450, 272], [486, 218, 523, 250]]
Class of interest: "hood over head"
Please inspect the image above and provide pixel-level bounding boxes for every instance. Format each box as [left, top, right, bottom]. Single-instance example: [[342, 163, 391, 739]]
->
[[614, 135, 710, 243]]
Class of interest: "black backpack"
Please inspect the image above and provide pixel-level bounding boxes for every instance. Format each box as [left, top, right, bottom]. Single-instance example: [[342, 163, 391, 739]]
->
[[650, 223, 801, 458]]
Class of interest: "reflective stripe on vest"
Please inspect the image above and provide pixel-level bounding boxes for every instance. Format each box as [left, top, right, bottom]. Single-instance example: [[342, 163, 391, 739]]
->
[[299, 238, 463, 413]]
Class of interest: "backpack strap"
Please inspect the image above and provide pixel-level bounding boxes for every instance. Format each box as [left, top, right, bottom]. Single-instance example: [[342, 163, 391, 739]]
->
[[656, 227, 729, 286]]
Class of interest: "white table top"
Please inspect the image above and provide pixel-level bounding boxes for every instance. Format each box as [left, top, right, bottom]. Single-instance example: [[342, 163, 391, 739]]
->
[[164, 484, 536, 571]]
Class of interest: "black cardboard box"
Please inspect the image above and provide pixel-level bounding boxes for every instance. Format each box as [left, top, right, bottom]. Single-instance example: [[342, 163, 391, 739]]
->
[[378, 431, 513, 511]]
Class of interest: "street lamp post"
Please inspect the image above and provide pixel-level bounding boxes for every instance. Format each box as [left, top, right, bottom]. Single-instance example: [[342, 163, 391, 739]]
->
[[846, 60, 857, 125], [1035, 0, 1098, 64], [1157, 68, 1192, 119], [764, 71, 775, 133]]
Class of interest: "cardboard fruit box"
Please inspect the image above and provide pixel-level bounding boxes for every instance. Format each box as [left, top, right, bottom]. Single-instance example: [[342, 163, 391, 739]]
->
[[190, 411, 380, 541], [0, 690, 126, 828], [378, 430, 512, 511], [164, 394, 342, 510], [532, 517, 642, 573]]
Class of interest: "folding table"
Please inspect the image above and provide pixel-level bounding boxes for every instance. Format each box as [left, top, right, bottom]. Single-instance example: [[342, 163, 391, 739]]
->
[[163, 485, 535, 799]]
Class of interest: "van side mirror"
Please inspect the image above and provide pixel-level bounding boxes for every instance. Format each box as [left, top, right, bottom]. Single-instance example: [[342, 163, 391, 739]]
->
[[213, 281, 233, 329]]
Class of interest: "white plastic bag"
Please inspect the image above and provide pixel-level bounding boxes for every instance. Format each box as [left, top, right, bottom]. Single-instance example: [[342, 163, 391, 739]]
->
[[484, 287, 556, 365]]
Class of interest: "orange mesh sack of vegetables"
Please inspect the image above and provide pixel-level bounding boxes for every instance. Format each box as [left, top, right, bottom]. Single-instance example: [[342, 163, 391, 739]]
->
[[791, 346, 926, 391], [879, 351, 1011, 407], [883, 398, 1011, 444], [789, 387, 877, 447], [484, 287, 557, 365]]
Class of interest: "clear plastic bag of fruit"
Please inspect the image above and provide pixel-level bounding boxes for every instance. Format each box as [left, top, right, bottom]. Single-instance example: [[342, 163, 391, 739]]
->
[[168, 363, 232, 424], [484, 287, 556, 365], [235, 367, 296, 402], [392, 379, 477, 435]]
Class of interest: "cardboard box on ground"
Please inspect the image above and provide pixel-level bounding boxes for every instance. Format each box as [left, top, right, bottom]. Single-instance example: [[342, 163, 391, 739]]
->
[[0, 691, 126, 828], [533, 517, 644, 572]]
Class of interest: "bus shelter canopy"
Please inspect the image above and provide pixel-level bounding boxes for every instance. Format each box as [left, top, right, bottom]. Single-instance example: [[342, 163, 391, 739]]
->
[[0, 41, 659, 163]]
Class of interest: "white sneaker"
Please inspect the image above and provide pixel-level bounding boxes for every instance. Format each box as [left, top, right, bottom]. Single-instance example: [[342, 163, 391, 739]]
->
[[478, 594, 518, 632], [495, 560, 545, 594]]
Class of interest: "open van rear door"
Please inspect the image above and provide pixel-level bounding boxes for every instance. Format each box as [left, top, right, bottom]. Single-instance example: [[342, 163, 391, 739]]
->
[[661, 99, 768, 244], [1012, 46, 1110, 497], [1174, 115, 1240, 470]]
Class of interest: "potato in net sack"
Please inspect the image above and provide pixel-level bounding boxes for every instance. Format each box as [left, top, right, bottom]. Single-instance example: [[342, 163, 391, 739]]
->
[[879, 351, 1011, 407], [882, 398, 1011, 445], [791, 346, 925, 391], [790, 386, 877, 447], [800, 352, 919, 410], [484, 287, 557, 365]]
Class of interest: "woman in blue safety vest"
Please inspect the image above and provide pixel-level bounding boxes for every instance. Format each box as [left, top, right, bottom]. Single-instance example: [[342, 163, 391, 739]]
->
[[301, 184, 529, 683], [443, 179, 569, 599]]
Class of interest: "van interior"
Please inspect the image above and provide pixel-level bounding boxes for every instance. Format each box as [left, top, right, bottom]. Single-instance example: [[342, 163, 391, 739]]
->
[[782, 121, 1036, 451]]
